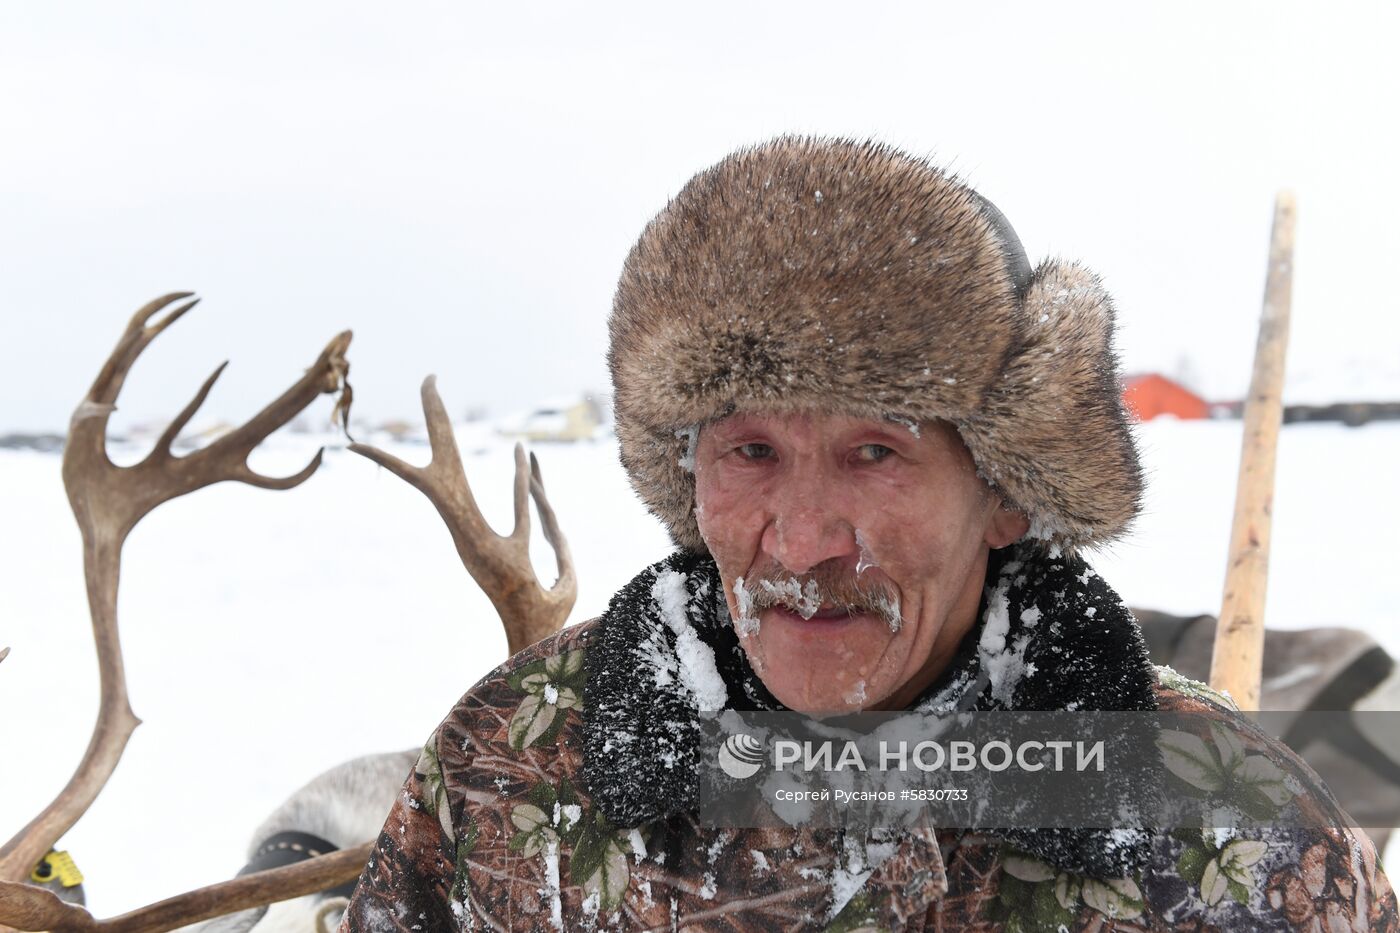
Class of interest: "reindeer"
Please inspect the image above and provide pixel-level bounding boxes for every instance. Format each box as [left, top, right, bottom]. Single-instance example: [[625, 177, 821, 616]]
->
[[0, 294, 575, 933]]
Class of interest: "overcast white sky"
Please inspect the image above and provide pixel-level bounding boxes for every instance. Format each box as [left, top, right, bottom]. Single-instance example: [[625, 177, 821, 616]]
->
[[2, 1, 1397, 433]]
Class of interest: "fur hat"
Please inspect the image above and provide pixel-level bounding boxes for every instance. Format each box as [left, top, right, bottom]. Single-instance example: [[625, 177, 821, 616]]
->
[[607, 136, 1142, 553]]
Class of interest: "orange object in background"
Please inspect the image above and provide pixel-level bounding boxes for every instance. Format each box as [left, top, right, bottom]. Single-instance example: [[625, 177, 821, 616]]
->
[[1122, 373, 1210, 421]]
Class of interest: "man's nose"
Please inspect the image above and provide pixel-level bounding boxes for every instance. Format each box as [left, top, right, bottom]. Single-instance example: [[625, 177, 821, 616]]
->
[[762, 482, 857, 576]]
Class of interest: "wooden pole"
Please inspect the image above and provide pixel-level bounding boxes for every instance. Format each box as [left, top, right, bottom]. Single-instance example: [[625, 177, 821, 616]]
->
[[1208, 191, 1297, 711]]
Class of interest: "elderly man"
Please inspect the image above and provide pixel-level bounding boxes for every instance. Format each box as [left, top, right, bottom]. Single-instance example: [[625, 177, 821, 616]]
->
[[342, 138, 1395, 931]]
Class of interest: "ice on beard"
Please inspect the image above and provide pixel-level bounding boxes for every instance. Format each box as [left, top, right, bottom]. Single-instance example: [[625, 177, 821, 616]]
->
[[733, 575, 760, 635], [736, 558, 902, 633], [874, 590, 902, 633], [759, 577, 823, 618]]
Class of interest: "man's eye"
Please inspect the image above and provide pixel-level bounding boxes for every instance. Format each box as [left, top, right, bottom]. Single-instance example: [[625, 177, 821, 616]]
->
[[738, 443, 774, 460], [856, 444, 894, 463]]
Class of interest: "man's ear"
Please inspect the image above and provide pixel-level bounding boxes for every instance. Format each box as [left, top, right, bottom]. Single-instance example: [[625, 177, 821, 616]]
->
[[985, 501, 1030, 549]]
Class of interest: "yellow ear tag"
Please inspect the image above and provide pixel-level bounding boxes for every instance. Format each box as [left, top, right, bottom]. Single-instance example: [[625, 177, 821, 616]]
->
[[31, 849, 83, 888]]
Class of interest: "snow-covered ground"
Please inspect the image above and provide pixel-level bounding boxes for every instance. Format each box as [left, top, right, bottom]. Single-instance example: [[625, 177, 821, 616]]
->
[[1, 419, 1397, 915]]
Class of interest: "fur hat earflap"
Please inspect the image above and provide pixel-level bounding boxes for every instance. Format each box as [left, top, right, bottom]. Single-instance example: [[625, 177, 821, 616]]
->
[[607, 136, 1142, 554]]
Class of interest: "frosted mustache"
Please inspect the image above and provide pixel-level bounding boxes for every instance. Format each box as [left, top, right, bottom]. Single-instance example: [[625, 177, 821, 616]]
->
[[732, 563, 903, 634]]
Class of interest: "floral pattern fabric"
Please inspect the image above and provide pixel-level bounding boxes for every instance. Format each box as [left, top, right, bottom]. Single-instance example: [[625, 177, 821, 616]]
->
[[341, 620, 1397, 932]]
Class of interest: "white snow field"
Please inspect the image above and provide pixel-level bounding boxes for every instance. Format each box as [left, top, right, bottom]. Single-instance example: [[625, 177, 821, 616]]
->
[[1, 419, 1397, 915]]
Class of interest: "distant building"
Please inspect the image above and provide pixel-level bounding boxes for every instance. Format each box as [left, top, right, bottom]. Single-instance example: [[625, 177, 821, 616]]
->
[[497, 395, 605, 443], [1197, 366, 1400, 427], [1121, 373, 1210, 422], [373, 419, 427, 443], [0, 432, 64, 452], [1283, 401, 1400, 427], [1281, 366, 1400, 426]]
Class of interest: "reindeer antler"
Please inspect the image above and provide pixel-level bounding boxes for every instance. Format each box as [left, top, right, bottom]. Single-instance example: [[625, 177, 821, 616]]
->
[[0, 842, 372, 933], [0, 320, 577, 932], [0, 293, 353, 891], [350, 375, 576, 654]]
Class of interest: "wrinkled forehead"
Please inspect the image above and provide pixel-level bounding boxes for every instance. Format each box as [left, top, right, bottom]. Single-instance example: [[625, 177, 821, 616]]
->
[[698, 406, 953, 442]]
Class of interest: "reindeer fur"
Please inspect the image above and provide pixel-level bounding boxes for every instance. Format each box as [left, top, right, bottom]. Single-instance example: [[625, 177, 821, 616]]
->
[[187, 750, 415, 933]]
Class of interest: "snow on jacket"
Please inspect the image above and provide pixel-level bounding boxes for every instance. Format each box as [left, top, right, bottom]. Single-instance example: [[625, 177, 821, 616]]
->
[[340, 544, 1398, 931]]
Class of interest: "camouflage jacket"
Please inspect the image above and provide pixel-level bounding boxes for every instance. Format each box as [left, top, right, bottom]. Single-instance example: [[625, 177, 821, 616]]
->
[[341, 545, 1397, 931]]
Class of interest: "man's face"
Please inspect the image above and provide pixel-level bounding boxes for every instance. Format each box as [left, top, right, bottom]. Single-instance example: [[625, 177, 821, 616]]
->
[[692, 410, 1028, 714]]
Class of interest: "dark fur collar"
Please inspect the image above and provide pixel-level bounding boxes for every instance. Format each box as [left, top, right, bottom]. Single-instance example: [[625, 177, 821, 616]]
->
[[581, 541, 1159, 878]]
